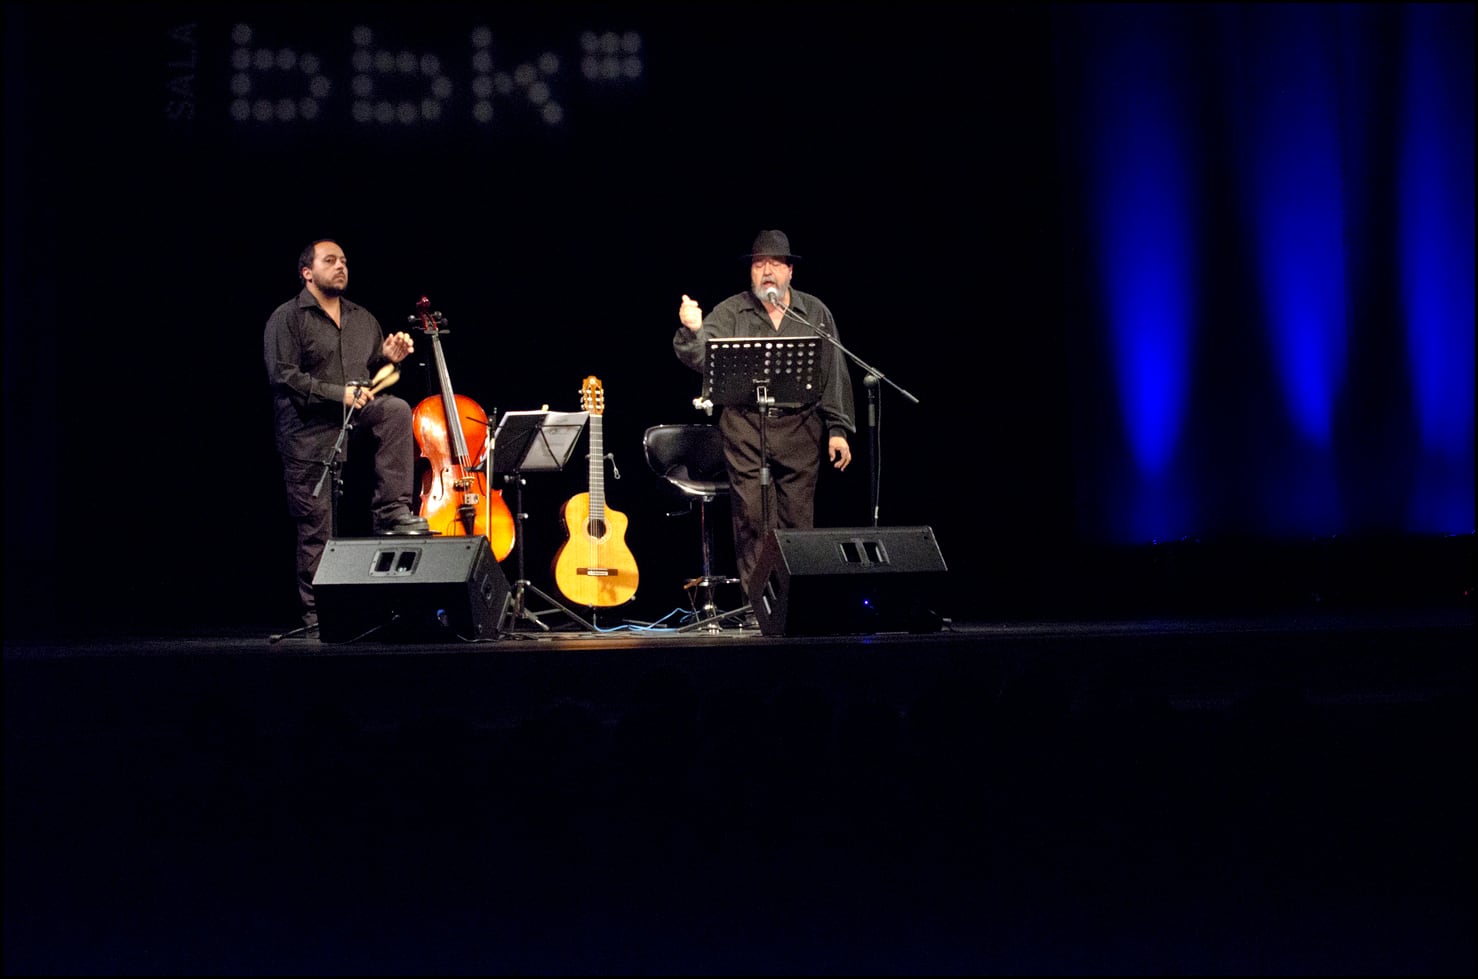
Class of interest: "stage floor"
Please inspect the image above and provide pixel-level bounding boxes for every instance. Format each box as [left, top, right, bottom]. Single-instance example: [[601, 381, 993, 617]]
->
[[6, 606, 1471, 716], [6, 606, 1474, 974]]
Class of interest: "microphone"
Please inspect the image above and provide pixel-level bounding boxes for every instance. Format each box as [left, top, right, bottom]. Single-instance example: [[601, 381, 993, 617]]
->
[[763, 286, 780, 305]]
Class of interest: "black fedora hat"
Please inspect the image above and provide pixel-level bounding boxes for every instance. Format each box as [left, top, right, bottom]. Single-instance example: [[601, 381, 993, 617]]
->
[[743, 229, 800, 262]]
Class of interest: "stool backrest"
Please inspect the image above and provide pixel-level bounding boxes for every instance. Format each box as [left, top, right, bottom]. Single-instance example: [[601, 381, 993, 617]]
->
[[643, 424, 728, 497]]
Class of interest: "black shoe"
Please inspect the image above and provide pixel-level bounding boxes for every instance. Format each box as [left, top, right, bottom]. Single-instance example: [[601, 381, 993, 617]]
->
[[272, 621, 319, 642], [375, 509, 431, 535]]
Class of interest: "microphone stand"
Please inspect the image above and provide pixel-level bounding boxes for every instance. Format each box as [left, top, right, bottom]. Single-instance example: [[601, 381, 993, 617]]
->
[[271, 381, 364, 643], [774, 298, 916, 527], [863, 373, 880, 527], [312, 380, 369, 536]]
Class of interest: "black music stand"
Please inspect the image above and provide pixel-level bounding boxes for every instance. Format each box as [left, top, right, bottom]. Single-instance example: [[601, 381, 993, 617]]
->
[[705, 336, 821, 412], [492, 408, 593, 632], [704, 336, 821, 599]]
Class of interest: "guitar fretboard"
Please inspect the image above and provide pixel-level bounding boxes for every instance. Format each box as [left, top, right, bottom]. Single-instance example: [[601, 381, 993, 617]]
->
[[587, 412, 605, 524]]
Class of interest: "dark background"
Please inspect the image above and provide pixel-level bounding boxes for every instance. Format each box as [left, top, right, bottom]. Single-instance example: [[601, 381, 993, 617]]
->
[[3, 8, 1474, 974], [3, 3, 1471, 638]]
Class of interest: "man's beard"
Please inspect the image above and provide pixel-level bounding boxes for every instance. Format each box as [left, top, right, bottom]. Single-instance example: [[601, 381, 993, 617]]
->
[[754, 277, 788, 301], [316, 275, 346, 297]]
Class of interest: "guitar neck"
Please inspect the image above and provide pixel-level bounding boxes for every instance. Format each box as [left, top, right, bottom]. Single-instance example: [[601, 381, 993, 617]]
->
[[587, 413, 605, 520]]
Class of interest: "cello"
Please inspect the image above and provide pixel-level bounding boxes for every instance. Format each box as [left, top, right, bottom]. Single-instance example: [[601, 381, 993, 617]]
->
[[409, 296, 515, 560]]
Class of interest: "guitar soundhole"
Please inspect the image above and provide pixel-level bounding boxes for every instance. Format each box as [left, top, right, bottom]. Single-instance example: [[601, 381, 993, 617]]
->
[[588, 518, 608, 538]]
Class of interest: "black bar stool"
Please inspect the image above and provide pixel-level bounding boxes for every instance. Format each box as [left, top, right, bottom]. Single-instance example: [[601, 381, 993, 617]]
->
[[642, 424, 748, 631]]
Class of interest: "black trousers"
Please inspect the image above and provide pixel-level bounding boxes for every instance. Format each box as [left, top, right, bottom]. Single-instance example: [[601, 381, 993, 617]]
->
[[719, 405, 824, 598], [279, 396, 417, 624]]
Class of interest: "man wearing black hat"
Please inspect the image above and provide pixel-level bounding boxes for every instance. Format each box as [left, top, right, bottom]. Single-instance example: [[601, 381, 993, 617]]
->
[[674, 229, 856, 607]]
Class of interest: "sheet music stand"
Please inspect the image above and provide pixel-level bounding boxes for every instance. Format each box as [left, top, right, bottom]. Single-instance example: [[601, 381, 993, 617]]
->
[[705, 337, 821, 559], [491, 408, 593, 632], [704, 336, 822, 410]]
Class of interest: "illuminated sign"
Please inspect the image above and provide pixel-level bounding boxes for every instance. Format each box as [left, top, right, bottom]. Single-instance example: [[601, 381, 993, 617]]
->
[[165, 21, 645, 129]]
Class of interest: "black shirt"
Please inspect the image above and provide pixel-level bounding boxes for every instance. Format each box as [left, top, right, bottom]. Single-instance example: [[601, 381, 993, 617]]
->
[[673, 288, 857, 440], [264, 288, 392, 461]]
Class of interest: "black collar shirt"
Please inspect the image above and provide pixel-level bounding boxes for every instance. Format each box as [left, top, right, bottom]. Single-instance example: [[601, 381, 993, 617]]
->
[[673, 288, 857, 440], [264, 288, 391, 460]]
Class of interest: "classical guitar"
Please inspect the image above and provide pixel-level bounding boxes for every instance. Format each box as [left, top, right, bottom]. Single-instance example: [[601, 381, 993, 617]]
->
[[551, 376, 639, 607]]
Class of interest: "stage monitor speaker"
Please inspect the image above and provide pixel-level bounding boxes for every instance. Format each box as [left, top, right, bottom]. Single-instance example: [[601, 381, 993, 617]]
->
[[313, 536, 508, 642], [751, 526, 948, 637]]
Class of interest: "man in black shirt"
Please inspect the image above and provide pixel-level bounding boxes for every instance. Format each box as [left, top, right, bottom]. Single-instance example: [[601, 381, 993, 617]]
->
[[674, 229, 856, 605], [264, 238, 429, 634]]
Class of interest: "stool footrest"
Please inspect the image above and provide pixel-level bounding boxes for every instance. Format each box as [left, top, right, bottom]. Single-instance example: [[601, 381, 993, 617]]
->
[[685, 576, 743, 589]]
